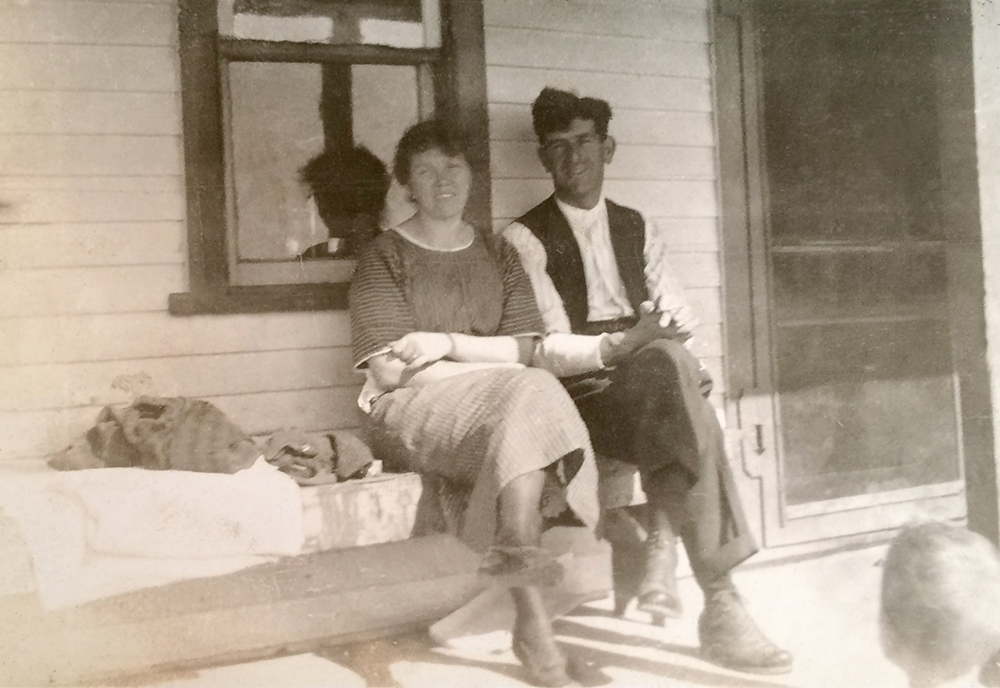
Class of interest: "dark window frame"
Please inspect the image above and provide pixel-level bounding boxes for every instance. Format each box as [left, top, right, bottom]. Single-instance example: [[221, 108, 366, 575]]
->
[[169, 0, 491, 315]]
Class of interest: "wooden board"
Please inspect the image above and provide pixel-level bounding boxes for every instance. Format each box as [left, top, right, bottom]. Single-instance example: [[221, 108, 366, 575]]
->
[[485, 0, 709, 43], [0, 222, 184, 270], [486, 27, 710, 79], [647, 217, 720, 252], [0, 310, 354, 367], [486, 66, 712, 112], [0, 175, 182, 192], [0, 44, 178, 92], [0, 1, 175, 46], [0, 265, 184, 317], [488, 104, 715, 147], [0, 348, 362, 412], [491, 141, 715, 181], [0, 386, 364, 462], [0, 91, 181, 135], [0, 535, 484, 686], [0, 187, 184, 225], [491, 179, 717, 220], [0, 135, 181, 176]]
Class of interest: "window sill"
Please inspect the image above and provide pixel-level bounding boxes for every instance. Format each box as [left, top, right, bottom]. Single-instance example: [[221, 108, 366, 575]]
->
[[168, 283, 349, 316]]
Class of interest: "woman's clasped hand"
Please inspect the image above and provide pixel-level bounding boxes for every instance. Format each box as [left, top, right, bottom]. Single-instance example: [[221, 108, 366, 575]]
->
[[388, 332, 454, 368]]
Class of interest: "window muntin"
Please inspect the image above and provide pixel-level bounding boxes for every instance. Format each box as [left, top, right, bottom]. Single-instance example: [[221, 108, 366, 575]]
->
[[218, 0, 441, 48], [225, 61, 425, 285]]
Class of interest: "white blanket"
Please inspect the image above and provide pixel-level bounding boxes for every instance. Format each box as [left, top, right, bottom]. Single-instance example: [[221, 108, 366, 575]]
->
[[0, 459, 304, 610]]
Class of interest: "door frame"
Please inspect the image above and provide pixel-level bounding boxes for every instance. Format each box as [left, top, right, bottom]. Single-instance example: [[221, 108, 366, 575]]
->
[[712, 0, 997, 546]]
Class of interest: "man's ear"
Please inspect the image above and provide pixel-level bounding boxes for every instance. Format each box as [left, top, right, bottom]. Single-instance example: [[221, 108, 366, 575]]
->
[[537, 144, 555, 175], [601, 135, 617, 164]]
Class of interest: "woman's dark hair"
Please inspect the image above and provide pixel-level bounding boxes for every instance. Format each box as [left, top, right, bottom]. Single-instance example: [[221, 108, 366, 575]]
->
[[393, 119, 470, 186], [299, 146, 390, 221], [531, 86, 613, 143]]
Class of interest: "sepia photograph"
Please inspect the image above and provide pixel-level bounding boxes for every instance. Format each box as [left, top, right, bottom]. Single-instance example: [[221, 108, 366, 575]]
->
[[1, 0, 1000, 686]]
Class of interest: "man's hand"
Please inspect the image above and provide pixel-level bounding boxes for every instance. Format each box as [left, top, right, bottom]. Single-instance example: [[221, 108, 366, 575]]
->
[[599, 301, 696, 367], [599, 303, 660, 366], [654, 299, 699, 339], [390, 332, 453, 369]]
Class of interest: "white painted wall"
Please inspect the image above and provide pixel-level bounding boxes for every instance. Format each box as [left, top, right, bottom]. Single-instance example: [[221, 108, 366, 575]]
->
[[482, 0, 726, 397], [0, 0, 365, 465], [0, 0, 721, 466]]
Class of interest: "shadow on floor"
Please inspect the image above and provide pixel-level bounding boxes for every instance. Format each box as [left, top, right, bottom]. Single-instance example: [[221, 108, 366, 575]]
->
[[315, 617, 792, 688], [316, 635, 524, 688], [554, 616, 791, 688]]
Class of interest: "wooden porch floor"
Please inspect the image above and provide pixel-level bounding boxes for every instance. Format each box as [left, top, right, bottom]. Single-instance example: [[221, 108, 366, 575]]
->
[[131, 544, 907, 688]]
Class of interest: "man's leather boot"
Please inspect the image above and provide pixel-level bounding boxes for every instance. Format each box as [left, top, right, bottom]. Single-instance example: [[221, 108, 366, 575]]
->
[[635, 503, 683, 625], [697, 575, 793, 675]]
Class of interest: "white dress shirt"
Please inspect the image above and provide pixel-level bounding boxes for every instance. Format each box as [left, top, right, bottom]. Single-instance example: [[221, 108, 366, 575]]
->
[[503, 195, 698, 377], [556, 196, 635, 322]]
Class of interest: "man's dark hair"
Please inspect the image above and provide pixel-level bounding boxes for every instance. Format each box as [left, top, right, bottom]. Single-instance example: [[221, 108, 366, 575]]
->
[[531, 87, 613, 143], [393, 119, 470, 185], [299, 145, 389, 220]]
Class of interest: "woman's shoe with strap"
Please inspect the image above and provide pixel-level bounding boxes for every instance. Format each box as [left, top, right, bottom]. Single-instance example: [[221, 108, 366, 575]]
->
[[479, 545, 564, 588]]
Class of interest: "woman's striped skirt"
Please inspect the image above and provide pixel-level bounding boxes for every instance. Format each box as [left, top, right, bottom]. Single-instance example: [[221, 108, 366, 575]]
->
[[366, 366, 599, 551]]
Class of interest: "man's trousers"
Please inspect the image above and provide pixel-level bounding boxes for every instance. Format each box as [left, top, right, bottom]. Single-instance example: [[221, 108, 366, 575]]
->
[[566, 338, 757, 583]]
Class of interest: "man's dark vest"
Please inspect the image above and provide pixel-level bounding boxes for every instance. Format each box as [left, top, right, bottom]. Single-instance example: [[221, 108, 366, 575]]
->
[[517, 196, 649, 333]]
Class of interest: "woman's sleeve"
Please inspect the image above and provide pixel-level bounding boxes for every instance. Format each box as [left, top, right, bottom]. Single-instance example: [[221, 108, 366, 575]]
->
[[348, 240, 415, 368], [496, 237, 545, 337]]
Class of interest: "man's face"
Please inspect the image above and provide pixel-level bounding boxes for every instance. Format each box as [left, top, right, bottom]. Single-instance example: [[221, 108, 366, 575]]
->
[[538, 117, 615, 210]]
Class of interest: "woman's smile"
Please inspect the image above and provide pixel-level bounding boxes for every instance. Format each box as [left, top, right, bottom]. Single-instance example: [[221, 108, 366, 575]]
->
[[407, 148, 471, 221]]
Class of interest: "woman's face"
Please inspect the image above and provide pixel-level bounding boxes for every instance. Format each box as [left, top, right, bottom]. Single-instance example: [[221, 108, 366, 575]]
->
[[405, 147, 471, 222]]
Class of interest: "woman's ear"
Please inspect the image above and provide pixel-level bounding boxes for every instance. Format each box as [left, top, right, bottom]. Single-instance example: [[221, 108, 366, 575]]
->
[[382, 179, 416, 228], [601, 135, 617, 164]]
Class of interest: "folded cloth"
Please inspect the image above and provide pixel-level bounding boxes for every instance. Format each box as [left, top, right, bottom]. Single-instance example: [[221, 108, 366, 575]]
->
[[330, 430, 376, 480], [53, 458, 304, 558], [0, 459, 304, 610], [47, 396, 260, 474], [263, 429, 374, 486]]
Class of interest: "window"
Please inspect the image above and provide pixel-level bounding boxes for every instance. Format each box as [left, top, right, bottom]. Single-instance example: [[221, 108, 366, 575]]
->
[[170, 0, 490, 315]]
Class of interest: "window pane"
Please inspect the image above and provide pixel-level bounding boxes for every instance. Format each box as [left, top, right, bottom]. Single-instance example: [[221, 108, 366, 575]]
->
[[226, 61, 420, 281], [776, 319, 960, 505], [759, 4, 962, 506], [218, 0, 440, 48]]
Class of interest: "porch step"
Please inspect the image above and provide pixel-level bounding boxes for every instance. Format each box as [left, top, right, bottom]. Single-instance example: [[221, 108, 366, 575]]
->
[[300, 471, 430, 552], [0, 534, 485, 686]]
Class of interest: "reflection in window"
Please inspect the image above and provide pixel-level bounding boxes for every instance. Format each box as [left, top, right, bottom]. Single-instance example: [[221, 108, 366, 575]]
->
[[226, 62, 422, 285], [298, 146, 389, 260]]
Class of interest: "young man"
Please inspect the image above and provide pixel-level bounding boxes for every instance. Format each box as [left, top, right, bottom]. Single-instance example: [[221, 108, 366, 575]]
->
[[503, 87, 793, 674]]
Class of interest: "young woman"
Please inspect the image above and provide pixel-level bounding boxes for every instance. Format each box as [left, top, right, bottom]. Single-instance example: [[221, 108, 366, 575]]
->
[[349, 120, 599, 687]]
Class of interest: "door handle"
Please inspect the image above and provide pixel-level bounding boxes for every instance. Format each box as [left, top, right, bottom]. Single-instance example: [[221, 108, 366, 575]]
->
[[754, 424, 765, 455]]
